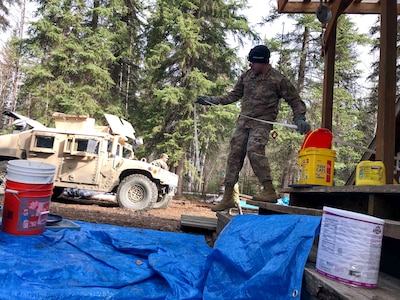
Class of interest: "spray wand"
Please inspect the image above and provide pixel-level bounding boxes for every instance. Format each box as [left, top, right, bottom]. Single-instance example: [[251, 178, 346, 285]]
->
[[201, 100, 387, 153], [201, 100, 299, 130]]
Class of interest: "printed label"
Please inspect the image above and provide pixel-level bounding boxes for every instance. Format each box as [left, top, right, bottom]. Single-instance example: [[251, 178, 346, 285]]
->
[[316, 211, 383, 287], [18, 197, 50, 231]]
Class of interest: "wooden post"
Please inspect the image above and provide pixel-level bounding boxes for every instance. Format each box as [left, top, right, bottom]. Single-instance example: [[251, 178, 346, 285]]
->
[[376, 0, 397, 184], [321, 22, 336, 131]]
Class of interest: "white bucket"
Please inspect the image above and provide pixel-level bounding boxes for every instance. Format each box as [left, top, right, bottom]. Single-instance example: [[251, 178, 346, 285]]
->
[[316, 206, 384, 288], [6, 160, 56, 184]]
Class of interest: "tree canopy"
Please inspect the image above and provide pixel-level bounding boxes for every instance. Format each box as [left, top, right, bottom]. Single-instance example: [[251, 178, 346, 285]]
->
[[0, 0, 386, 195]]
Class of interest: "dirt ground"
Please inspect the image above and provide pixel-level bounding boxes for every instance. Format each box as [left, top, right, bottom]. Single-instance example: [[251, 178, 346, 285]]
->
[[50, 194, 218, 231], [0, 192, 220, 238]]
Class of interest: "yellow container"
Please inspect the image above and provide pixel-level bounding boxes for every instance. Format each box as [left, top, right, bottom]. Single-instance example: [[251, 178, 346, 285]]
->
[[355, 161, 385, 186], [298, 148, 335, 186]]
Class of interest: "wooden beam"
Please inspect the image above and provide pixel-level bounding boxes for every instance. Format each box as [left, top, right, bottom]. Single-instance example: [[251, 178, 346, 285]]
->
[[180, 215, 217, 231], [376, 0, 397, 184], [320, 0, 355, 130], [323, 0, 355, 51], [384, 219, 400, 240], [321, 23, 336, 130], [278, 1, 399, 14], [277, 0, 288, 12]]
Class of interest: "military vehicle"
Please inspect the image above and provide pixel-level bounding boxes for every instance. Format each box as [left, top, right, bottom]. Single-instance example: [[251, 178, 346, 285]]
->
[[0, 111, 178, 210]]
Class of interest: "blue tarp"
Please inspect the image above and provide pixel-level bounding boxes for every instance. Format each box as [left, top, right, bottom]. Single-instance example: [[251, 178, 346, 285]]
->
[[0, 214, 320, 299]]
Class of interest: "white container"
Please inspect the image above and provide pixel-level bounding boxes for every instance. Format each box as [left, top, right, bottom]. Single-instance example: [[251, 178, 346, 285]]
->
[[6, 160, 56, 184], [316, 206, 384, 288]]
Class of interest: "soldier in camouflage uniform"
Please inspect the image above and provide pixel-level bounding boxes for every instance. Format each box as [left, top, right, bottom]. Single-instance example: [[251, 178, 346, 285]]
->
[[196, 45, 310, 211], [151, 153, 169, 170]]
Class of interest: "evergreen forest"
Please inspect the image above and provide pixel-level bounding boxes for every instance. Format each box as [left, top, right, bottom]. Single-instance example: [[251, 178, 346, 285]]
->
[[0, 0, 398, 197]]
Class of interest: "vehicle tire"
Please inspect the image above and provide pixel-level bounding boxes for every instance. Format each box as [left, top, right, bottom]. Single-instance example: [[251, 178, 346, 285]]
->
[[52, 187, 65, 200], [117, 174, 158, 210], [0, 161, 7, 194], [153, 194, 172, 209]]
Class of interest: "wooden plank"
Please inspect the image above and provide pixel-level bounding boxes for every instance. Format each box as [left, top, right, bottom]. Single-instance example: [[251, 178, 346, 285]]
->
[[383, 219, 400, 240], [283, 184, 400, 194], [180, 215, 217, 231], [368, 193, 392, 217], [246, 201, 323, 216], [303, 262, 400, 300], [280, 185, 400, 220], [278, 1, 392, 14], [239, 193, 253, 201], [368, 193, 375, 215], [246, 201, 400, 240], [216, 212, 233, 234]]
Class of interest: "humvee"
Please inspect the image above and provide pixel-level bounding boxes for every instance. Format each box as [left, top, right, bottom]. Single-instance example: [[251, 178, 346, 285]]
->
[[0, 111, 178, 210]]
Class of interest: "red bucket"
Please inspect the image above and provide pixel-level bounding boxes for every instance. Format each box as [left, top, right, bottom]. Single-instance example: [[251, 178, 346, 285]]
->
[[299, 128, 333, 151], [2, 180, 54, 235]]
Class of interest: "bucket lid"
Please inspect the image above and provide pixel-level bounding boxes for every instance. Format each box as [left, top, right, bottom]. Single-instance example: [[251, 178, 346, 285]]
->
[[299, 128, 332, 151], [7, 160, 56, 171], [6, 160, 56, 184], [323, 206, 384, 225]]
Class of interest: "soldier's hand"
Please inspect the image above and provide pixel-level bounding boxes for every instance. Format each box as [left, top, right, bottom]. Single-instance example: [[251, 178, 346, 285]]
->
[[195, 96, 217, 106], [294, 116, 311, 135]]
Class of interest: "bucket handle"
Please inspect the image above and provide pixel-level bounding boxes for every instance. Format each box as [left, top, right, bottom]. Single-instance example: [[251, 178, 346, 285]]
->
[[5, 182, 53, 194], [5, 189, 19, 194], [6, 185, 53, 203]]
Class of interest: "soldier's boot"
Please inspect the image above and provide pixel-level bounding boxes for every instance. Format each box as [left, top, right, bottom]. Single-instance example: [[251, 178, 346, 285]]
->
[[252, 181, 277, 203], [211, 186, 236, 212]]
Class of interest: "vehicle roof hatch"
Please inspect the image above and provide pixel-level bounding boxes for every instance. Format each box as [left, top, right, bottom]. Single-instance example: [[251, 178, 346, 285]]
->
[[104, 114, 135, 139], [3, 110, 47, 129]]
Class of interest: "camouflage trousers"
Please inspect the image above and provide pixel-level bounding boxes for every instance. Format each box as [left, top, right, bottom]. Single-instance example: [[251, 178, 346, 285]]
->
[[224, 124, 272, 188]]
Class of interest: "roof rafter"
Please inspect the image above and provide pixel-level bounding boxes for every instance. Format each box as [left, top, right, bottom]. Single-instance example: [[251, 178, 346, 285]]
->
[[323, 0, 355, 53], [278, 0, 400, 14]]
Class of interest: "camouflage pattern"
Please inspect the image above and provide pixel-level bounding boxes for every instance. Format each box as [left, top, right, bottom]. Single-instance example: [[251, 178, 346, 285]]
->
[[223, 123, 273, 187], [214, 66, 307, 187], [151, 159, 169, 170]]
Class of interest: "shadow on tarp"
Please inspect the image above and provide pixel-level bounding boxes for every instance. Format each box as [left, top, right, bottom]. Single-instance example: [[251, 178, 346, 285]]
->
[[0, 215, 320, 300]]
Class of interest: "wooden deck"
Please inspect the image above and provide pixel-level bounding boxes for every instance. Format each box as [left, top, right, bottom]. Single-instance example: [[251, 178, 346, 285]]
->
[[303, 262, 400, 300], [248, 185, 400, 278], [215, 209, 400, 299], [214, 186, 400, 299], [282, 185, 400, 221], [244, 201, 400, 240]]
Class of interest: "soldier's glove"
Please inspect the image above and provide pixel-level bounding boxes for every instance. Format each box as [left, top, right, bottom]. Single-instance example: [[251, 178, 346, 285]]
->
[[195, 96, 217, 106], [294, 116, 311, 135]]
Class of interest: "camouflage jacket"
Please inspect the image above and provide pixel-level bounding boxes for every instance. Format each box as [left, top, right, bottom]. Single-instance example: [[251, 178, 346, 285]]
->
[[151, 159, 169, 170], [214, 66, 307, 128]]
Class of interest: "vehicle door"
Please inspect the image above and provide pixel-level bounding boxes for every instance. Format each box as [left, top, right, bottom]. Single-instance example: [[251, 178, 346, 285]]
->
[[59, 135, 103, 185]]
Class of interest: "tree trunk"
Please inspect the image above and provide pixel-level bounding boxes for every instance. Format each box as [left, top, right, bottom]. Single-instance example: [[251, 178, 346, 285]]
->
[[91, 0, 99, 30], [175, 152, 186, 199], [297, 26, 310, 92], [10, 0, 26, 118]]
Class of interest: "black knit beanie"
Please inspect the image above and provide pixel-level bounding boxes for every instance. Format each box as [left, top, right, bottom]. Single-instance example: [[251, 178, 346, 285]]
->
[[248, 45, 270, 63]]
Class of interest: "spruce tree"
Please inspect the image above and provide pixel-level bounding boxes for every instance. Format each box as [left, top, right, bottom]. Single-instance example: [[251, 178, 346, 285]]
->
[[135, 0, 256, 196], [19, 0, 139, 123]]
